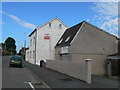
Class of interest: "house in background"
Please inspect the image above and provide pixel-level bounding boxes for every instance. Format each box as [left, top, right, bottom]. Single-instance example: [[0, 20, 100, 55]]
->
[[26, 17, 68, 65], [55, 21, 118, 75], [25, 47, 29, 61]]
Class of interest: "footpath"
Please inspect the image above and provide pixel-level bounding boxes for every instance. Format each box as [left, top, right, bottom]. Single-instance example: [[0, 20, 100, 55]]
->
[[24, 61, 119, 89]]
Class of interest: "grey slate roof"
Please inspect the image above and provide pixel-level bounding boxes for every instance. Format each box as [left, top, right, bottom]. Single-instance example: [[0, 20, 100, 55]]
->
[[55, 21, 84, 48]]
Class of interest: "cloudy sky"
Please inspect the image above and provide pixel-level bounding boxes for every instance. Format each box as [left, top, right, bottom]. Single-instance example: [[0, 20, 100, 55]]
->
[[0, 1, 119, 52]]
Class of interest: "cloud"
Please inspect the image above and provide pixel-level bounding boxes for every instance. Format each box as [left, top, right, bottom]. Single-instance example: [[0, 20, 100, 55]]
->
[[1, 10, 36, 29], [89, 2, 119, 37], [93, 2, 118, 17], [101, 18, 118, 31], [8, 15, 36, 29], [0, 21, 5, 24], [0, 10, 2, 13], [0, 10, 7, 14], [86, 19, 89, 22]]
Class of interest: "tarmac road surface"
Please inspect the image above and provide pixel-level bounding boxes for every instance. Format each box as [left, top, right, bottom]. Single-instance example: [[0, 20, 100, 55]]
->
[[2, 56, 49, 89]]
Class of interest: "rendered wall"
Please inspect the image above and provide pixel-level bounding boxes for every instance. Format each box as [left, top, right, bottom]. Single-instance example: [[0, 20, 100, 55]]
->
[[71, 54, 107, 75], [28, 32, 36, 64], [46, 60, 92, 83], [25, 49, 29, 61], [36, 19, 67, 65], [70, 22, 118, 55]]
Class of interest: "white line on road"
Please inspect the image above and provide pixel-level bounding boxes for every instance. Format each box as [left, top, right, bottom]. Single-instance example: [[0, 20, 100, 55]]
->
[[24, 82, 35, 90]]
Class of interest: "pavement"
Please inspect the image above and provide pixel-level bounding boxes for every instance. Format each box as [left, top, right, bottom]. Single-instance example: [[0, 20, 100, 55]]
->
[[24, 61, 119, 89]]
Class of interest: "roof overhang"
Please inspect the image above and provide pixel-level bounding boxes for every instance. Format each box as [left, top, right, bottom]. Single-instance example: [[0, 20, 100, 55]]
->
[[29, 28, 37, 37]]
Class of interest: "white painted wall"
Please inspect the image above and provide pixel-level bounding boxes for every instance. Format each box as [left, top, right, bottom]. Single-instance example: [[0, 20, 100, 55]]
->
[[36, 18, 67, 65], [26, 18, 67, 65], [27, 32, 36, 64], [25, 49, 29, 61]]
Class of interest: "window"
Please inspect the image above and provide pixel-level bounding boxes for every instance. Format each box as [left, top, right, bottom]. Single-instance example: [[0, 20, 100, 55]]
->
[[33, 51, 35, 59], [30, 51, 31, 58], [49, 23, 51, 27], [27, 52, 29, 58], [65, 36, 71, 42], [33, 37, 35, 45], [58, 39, 63, 44], [59, 24, 62, 29]]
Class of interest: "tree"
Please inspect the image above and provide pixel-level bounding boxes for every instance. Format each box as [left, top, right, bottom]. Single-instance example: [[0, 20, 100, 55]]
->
[[17, 47, 27, 59], [4, 37, 17, 55], [0, 43, 5, 55]]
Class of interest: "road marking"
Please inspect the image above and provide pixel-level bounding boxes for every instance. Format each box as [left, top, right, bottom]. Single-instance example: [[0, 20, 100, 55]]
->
[[26, 68, 50, 88], [24, 82, 35, 90]]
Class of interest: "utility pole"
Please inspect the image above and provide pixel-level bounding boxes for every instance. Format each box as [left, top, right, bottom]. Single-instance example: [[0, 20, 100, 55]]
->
[[24, 32, 26, 60]]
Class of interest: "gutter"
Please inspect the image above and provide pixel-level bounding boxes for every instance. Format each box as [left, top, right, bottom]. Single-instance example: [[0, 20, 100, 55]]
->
[[34, 28, 37, 65]]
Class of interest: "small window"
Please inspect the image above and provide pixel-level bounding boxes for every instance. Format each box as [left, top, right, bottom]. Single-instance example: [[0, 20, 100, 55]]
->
[[65, 36, 71, 42], [49, 23, 51, 27], [59, 24, 62, 29], [58, 39, 63, 44], [33, 51, 35, 59], [27, 52, 29, 58], [33, 37, 35, 45], [30, 51, 31, 58]]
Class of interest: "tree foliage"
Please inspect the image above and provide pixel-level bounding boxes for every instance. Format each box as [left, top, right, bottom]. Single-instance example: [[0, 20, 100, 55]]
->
[[4, 37, 17, 55], [17, 47, 27, 59]]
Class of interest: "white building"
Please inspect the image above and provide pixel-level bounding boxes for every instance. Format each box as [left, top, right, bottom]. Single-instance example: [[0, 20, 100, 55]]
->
[[26, 17, 68, 65]]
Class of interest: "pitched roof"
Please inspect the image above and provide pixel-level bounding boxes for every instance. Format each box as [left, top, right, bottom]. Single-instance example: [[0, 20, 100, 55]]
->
[[55, 21, 84, 48], [55, 21, 118, 48], [29, 17, 68, 37], [36, 17, 68, 30]]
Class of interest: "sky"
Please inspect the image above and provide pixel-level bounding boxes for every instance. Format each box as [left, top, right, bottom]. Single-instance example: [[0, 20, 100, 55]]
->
[[0, 2, 119, 52]]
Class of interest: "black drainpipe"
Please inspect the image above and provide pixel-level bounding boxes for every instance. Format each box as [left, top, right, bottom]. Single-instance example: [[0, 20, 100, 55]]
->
[[34, 28, 37, 65]]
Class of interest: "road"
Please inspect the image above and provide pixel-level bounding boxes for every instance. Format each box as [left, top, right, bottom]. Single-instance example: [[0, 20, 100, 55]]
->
[[25, 61, 119, 88], [2, 56, 119, 89], [2, 56, 48, 89]]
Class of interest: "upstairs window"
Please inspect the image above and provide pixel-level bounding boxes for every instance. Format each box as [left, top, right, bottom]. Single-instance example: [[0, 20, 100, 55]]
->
[[58, 39, 63, 44], [49, 23, 51, 27], [30, 51, 31, 58], [65, 36, 71, 42], [33, 51, 35, 59], [33, 37, 35, 45], [59, 24, 62, 29]]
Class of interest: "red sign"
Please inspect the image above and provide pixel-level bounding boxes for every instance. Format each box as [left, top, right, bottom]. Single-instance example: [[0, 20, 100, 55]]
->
[[44, 34, 51, 39]]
